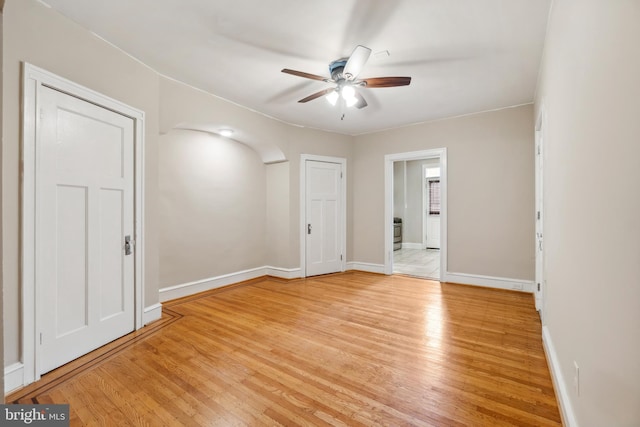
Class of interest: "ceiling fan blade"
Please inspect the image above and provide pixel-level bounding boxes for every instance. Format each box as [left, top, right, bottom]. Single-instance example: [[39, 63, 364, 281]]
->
[[343, 45, 372, 80], [361, 76, 412, 88], [298, 88, 336, 103], [354, 91, 368, 109], [282, 69, 330, 82]]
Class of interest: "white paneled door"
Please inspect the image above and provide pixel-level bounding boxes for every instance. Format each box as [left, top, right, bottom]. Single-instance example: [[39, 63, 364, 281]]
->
[[535, 119, 545, 317], [38, 86, 135, 374], [305, 160, 343, 277]]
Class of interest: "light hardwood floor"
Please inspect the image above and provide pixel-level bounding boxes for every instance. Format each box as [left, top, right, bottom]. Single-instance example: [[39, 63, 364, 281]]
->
[[7, 272, 561, 426]]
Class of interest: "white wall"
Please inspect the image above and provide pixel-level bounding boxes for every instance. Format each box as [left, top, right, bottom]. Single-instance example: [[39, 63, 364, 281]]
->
[[352, 105, 535, 280], [535, 0, 640, 425]]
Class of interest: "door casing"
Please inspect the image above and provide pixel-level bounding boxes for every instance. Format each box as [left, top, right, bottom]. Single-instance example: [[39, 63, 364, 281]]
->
[[299, 155, 346, 277], [535, 107, 546, 320], [21, 63, 146, 386]]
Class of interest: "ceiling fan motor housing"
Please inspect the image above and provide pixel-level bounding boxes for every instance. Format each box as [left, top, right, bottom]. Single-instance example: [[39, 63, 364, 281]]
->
[[329, 59, 348, 81]]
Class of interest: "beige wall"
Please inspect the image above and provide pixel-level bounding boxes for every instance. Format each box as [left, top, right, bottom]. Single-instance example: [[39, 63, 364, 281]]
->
[[535, 0, 640, 425], [158, 130, 267, 287], [158, 77, 353, 275], [3, 0, 160, 366], [266, 161, 291, 268], [352, 105, 535, 280]]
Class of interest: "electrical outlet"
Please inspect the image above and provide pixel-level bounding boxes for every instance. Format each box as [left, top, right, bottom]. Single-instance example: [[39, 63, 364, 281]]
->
[[573, 361, 580, 396]]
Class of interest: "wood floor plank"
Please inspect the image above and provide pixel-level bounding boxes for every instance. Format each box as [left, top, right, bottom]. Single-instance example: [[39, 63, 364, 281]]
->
[[6, 272, 561, 426]]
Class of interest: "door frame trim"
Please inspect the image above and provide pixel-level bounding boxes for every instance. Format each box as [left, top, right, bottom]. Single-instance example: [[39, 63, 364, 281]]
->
[[535, 105, 546, 320], [21, 63, 146, 385], [299, 155, 347, 277], [384, 149, 448, 279]]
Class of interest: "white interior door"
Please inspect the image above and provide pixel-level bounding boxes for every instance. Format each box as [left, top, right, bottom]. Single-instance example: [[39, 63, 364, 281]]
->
[[38, 86, 135, 374], [535, 123, 544, 316], [426, 216, 441, 249], [305, 161, 342, 276]]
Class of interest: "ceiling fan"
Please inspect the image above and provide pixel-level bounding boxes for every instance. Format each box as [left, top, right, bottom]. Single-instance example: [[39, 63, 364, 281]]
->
[[281, 45, 411, 110]]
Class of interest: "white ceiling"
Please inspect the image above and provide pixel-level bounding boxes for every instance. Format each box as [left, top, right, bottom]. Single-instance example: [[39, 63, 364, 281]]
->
[[42, 0, 551, 135]]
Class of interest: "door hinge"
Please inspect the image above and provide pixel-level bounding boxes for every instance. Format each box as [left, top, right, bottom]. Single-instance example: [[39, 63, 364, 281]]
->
[[340, 254, 343, 261], [40, 108, 44, 120], [340, 172, 343, 179], [537, 211, 541, 220], [537, 283, 541, 292], [40, 332, 43, 345]]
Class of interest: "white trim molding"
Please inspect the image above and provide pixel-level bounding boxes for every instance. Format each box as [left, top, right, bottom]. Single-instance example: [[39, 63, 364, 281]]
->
[[266, 266, 302, 280], [4, 363, 25, 394], [20, 63, 146, 388], [159, 267, 267, 302], [445, 272, 534, 293], [346, 262, 385, 274], [143, 303, 163, 325], [543, 326, 579, 427], [402, 242, 424, 250], [159, 266, 304, 302]]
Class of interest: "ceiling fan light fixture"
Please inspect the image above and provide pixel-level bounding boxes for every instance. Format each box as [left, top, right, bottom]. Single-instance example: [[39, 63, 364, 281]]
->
[[345, 95, 358, 108], [326, 90, 339, 106], [282, 44, 411, 114], [341, 85, 355, 99], [341, 85, 358, 107]]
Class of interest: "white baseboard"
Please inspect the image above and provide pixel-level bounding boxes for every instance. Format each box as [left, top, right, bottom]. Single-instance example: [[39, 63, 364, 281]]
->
[[445, 272, 534, 293], [402, 242, 424, 250], [346, 262, 385, 274], [159, 266, 268, 302], [265, 266, 302, 280], [143, 303, 163, 325], [543, 326, 579, 427], [5, 362, 24, 394], [159, 266, 304, 302]]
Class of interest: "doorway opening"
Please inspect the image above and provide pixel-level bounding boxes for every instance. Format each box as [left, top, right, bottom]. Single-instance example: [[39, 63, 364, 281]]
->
[[384, 149, 447, 280]]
